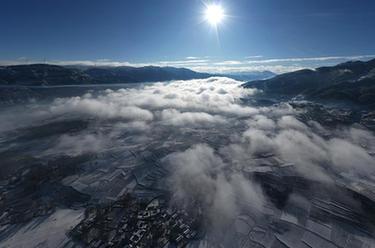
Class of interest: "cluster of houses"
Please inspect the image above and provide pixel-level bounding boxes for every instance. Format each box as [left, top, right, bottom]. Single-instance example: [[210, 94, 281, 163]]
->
[[70, 195, 200, 248]]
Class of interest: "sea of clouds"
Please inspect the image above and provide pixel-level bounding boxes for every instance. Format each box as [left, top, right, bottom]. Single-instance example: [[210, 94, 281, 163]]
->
[[1, 77, 374, 241]]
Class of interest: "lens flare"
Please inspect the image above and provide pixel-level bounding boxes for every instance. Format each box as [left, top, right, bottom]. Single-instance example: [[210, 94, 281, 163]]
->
[[205, 4, 225, 26]]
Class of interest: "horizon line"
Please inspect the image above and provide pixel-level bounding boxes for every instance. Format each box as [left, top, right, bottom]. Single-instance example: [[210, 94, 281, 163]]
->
[[0, 54, 374, 74]]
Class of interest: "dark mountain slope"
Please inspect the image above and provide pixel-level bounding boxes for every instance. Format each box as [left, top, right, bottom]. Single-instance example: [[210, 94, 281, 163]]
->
[[0, 64, 93, 86], [0, 64, 211, 86], [244, 59, 375, 95], [84, 66, 211, 83], [309, 74, 375, 105], [243, 59, 375, 106]]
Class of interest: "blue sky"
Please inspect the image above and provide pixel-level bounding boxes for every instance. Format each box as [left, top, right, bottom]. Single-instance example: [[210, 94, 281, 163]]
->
[[1, 0, 374, 73]]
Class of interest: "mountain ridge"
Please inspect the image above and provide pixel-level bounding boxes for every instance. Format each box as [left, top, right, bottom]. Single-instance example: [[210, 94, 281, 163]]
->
[[0, 64, 212, 86], [243, 58, 375, 106], [0, 63, 275, 86]]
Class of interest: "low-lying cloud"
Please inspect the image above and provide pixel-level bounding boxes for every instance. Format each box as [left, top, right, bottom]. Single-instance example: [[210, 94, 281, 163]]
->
[[163, 144, 264, 236], [1, 77, 374, 241]]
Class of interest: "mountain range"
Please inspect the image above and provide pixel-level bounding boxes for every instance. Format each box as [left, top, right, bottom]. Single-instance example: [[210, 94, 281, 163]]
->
[[0, 64, 275, 86], [243, 58, 375, 106], [2, 60, 375, 107], [0, 64, 212, 86]]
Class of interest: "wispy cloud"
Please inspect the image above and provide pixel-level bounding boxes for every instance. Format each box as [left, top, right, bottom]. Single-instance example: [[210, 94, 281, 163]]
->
[[245, 55, 263, 59], [157, 59, 210, 65], [245, 55, 375, 64], [188, 65, 307, 74], [213, 60, 244, 66], [1, 54, 374, 74]]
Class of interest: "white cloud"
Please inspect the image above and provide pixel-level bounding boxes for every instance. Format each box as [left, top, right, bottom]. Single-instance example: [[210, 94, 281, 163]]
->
[[160, 109, 226, 127], [163, 144, 265, 234], [44, 133, 110, 156], [185, 56, 200, 60], [278, 115, 309, 132], [188, 64, 307, 74], [213, 60, 244, 66], [245, 55, 375, 64], [242, 129, 276, 155], [274, 129, 332, 182], [328, 138, 375, 176], [246, 115, 276, 130], [50, 96, 154, 121], [157, 59, 210, 65], [245, 55, 263, 59]]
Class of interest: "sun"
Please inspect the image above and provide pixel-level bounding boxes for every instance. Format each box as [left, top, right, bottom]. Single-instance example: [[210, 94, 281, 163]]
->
[[204, 4, 225, 26]]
